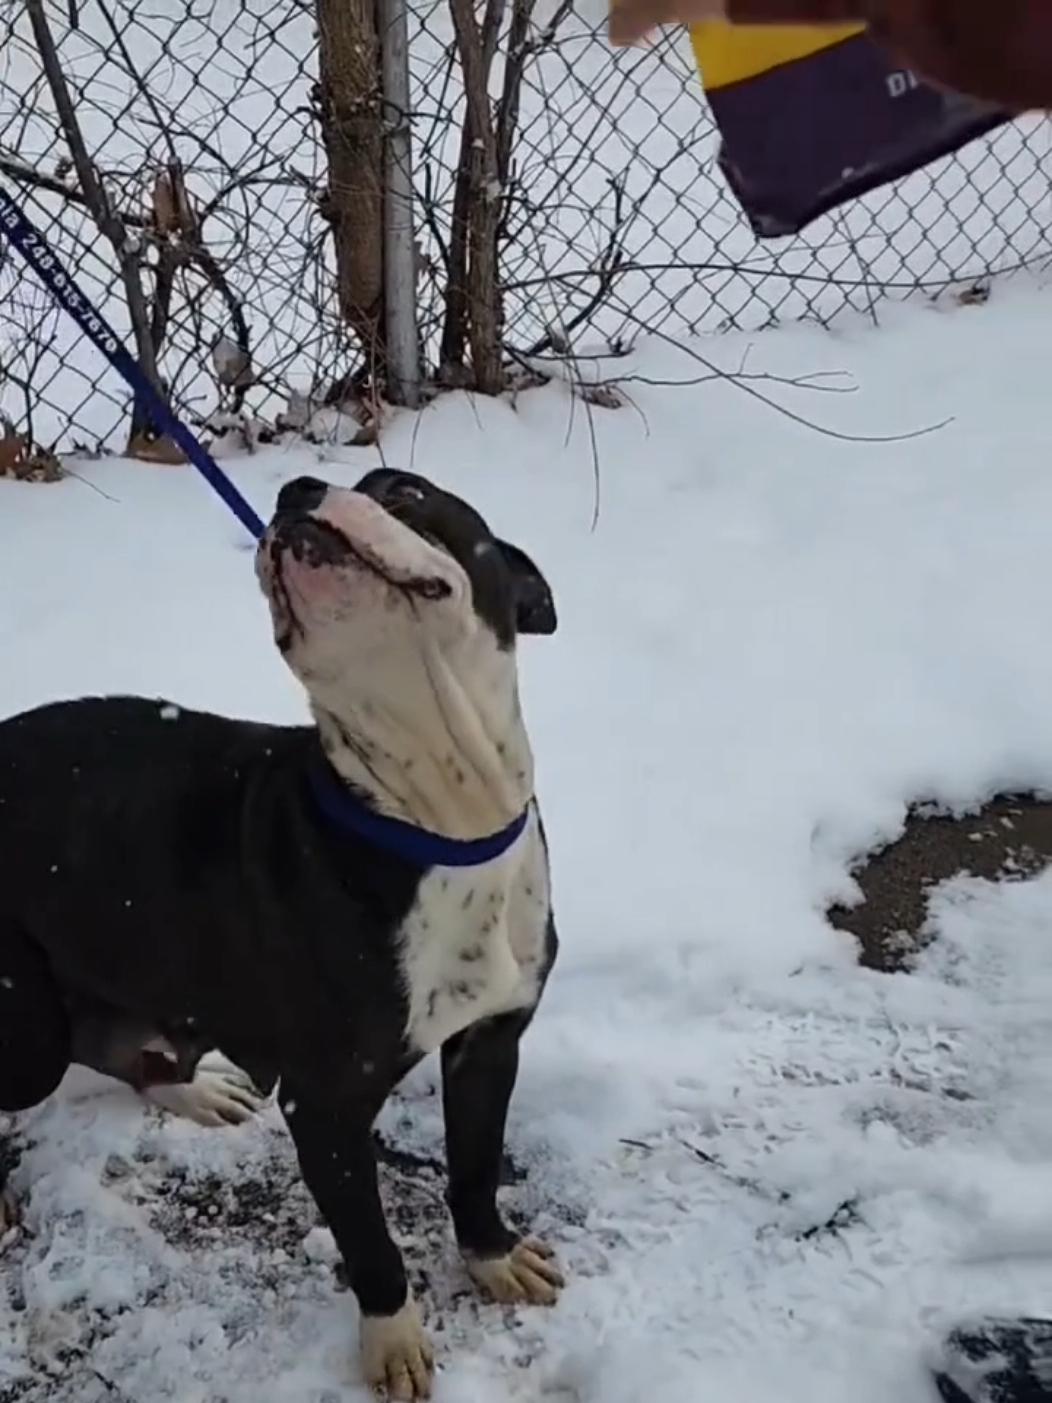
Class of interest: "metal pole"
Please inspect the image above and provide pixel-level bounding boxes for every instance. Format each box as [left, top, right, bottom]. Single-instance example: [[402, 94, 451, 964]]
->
[[381, 0, 421, 408]]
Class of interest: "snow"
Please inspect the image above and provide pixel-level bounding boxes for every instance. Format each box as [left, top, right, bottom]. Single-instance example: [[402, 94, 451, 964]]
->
[[5, 276, 1052, 1400]]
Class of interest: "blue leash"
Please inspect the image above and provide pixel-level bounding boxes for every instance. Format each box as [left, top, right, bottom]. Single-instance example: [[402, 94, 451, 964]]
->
[[0, 182, 265, 541]]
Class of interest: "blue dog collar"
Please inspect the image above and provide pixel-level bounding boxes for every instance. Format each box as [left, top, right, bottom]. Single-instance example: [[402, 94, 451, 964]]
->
[[308, 761, 531, 868]]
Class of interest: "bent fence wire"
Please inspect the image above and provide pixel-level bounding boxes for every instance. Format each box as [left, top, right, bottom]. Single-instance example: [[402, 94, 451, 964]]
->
[[1, 0, 1050, 452]]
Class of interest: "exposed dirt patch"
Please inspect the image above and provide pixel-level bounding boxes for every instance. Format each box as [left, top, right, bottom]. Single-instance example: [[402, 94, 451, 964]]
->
[[106, 1121, 526, 1293], [828, 792, 1052, 971], [0, 1098, 551, 1403]]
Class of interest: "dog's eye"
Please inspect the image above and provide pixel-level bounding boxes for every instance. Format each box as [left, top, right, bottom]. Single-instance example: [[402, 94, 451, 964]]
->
[[389, 476, 425, 504], [417, 578, 451, 600]]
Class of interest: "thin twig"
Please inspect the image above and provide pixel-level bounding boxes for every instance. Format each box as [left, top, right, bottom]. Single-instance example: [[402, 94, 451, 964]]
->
[[515, 176, 629, 361], [521, 0, 573, 54], [503, 255, 1048, 299], [0, 151, 150, 227], [94, 0, 179, 166], [607, 299, 953, 445]]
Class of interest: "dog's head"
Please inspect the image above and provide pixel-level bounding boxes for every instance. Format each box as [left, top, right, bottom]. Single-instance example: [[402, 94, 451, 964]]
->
[[256, 469, 556, 834]]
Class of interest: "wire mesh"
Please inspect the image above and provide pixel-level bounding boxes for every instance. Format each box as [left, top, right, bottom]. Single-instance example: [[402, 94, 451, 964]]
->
[[0, 0, 1049, 451]]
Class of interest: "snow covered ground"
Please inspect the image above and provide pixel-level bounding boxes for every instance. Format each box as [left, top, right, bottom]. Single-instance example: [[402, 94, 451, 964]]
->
[[4, 278, 1052, 1402]]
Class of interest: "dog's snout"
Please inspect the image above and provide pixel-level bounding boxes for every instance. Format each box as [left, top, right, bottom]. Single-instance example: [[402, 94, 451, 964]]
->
[[277, 476, 328, 516]]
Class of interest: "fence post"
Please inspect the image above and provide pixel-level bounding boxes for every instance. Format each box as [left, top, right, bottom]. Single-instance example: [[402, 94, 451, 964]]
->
[[381, 0, 420, 408]]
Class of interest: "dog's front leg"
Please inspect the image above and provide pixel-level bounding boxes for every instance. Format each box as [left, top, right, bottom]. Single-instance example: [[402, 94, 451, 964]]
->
[[280, 1080, 434, 1401], [441, 1011, 564, 1307]]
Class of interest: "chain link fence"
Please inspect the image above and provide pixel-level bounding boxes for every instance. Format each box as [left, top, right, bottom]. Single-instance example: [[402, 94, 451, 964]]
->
[[1, 0, 1050, 455]]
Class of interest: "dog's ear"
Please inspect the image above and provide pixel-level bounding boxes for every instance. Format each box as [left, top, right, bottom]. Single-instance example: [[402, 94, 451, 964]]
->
[[495, 538, 557, 636]]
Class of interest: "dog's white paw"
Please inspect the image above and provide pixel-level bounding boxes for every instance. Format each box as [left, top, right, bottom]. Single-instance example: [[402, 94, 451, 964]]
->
[[465, 1237, 564, 1306], [360, 1297, 435, 1400], [144, 1050, 266, 1127]]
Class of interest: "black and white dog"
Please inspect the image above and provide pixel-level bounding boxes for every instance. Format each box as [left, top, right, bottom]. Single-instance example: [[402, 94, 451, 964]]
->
[[0, 468, 563, 1399]]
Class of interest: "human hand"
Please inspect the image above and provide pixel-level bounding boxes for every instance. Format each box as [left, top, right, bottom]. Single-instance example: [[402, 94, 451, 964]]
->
[[608, 0, 725, 46]]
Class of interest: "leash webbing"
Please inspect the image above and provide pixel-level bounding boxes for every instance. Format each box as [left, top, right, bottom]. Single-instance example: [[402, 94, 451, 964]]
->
[[0, 182, 266, 541]]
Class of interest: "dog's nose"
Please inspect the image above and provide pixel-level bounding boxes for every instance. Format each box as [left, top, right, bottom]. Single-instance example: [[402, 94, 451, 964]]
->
[[276, 476, 328, 515]]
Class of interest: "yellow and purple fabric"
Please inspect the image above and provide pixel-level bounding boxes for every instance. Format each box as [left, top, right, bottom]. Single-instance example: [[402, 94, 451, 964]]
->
[[689, 21, 1010, 237]]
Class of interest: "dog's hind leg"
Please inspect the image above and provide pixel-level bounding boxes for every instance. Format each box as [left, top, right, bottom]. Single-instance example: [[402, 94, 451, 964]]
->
[[67, 995, 269, 1129], [0, 916, 72, 1240], [142, 1050, 268, 1128], [68, 995, 194, 1092], [0, 920, 71, 1112]]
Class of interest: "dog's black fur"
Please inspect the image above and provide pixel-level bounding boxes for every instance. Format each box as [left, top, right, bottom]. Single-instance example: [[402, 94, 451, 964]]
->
[[0, 468, 560, 1395]]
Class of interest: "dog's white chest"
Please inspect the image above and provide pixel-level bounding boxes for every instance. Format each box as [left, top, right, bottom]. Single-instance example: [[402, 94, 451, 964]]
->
[[398, 808, 550, 1054]]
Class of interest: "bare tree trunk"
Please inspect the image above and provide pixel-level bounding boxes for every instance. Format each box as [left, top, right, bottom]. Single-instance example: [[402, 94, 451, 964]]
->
[[316, 0, 386, 382], [439, 0, 504, 378], [437, 114, 475, 377], [448, 0, 504, 396], [381, 0, 421, 407]]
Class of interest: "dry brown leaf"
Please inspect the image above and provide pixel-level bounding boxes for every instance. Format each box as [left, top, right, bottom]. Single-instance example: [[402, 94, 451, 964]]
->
[[0, 425, 64, 482], [956, 281, 990, 307], [347, 421, 379, 448], [344, 389, 384, 446], [126, 430, 186, 465], [21, 450, 64, 484], [150, 164, 197, 238], [0, 422, 28, 476], [150, 171, 180, 235], [577, 382, 624, 410], [174, 171, 197, 238]]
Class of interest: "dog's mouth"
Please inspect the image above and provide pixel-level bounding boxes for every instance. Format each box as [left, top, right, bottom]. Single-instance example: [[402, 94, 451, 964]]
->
[[266, 513, 454, 606]]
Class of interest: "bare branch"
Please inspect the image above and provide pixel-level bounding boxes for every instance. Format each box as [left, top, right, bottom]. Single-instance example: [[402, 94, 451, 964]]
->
[[24, 0, 166, 439], [0, 150, 150, 227], [606, 299, 952, 445], [512, 176, 629, 361]]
